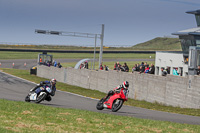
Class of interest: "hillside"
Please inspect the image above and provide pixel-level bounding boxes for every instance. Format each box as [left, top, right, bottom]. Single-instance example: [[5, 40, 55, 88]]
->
[[0, 37, 182, 51], [132, 37, 182, 51]]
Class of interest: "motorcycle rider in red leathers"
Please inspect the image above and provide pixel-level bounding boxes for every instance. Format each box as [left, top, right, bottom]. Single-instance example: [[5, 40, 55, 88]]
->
[[105, 81, 129, 100]]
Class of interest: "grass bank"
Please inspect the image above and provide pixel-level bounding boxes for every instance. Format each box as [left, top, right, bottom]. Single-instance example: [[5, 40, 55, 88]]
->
[[0, 99, 199, 133], [1, 68, 200, 117]]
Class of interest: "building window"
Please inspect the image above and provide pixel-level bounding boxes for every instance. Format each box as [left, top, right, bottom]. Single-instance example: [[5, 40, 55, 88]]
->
[[195, 15, 200, 27], [180, 39, 195, 54], [196, 40, 200, 47]]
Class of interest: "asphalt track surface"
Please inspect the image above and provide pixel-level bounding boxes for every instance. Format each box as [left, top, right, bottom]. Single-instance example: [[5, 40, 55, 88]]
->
[[0, 71, 200, 125], [0, 58, 154, 70]]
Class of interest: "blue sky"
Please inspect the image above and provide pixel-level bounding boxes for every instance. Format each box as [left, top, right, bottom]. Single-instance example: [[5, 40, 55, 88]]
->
[[0, 0, 200, 47]]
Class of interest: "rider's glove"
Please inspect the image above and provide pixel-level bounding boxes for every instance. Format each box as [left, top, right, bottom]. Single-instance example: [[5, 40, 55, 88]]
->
[[30, 87, 35, 92]]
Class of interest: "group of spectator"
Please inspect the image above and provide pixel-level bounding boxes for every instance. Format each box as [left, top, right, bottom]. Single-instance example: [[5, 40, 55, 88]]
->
[[42, 61, 62, 68], [53, 61, 62, 68], [161, 67, 182, 76], [99, 63, 109, 71], [99, 61, 155, 74], [113, 62, 129, 72], [39, 57, 62, 68], [132, 62, 155, 74]]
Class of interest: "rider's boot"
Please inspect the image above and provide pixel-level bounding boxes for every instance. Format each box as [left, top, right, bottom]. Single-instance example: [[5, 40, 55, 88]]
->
[[104, 90, 114, 101]]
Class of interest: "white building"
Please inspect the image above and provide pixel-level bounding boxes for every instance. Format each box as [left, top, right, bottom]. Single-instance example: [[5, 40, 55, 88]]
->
[[155, 51, 188, 76], [155, 9, 200, 76]]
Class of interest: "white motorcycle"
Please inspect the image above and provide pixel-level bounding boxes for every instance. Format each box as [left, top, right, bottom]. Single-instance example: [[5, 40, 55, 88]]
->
[[25, 86, 52, 103]]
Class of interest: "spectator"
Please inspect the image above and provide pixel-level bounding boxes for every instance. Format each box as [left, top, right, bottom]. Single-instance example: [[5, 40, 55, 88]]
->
[[54, 61, 57, 67], [80, 63, 84, 69], [84, 61, 88, 69], [141, 62, 145, 72], [104, 65, 109, 71], [57, 62, 62, 68], [173, 67, 179, 76], [149, 64, 155, 74], [117, 64, 121, 71], [144, 62, 149, 68], [161, 67, 167, 76], [39, 57, 42, 63], [116, 62, 121, 70], [136, 63, 140, 71], [123, 62, 129, 72], [47, 61, 51, 67], [139, 66, 144, 74], [113, 63, 117, 70], [166, 67, 170, 74], [117, 62, 121, 66], [100, 63, 104, 70], [197, 65, 200, 75], [144, 66, 149, 73], [132, 64, 137, 73]]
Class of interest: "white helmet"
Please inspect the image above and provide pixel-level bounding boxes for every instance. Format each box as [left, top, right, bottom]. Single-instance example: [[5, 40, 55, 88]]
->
[[51, 78, 57, 84]]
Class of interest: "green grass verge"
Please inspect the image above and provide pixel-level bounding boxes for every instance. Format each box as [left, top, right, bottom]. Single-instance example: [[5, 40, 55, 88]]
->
[[0, 51, 155, 60], [1, 68, 200, 117], [0, 99, 200, 133]]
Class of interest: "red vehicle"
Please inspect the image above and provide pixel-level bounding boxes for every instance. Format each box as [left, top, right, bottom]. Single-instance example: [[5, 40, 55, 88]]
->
[[96, 88, 129, 112]]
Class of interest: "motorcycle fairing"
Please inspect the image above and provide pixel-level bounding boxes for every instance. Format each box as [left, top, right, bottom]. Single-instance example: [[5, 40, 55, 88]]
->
[[104, 93, 121, 109], [30, 92, 46, 101], [30, 93, 37, 100]]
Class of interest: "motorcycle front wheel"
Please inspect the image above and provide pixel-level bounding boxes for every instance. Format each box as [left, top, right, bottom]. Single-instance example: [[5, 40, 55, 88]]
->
[[112, 99, 124, 112], [96, 98, 104, 110], [35, 93, 47, 103]]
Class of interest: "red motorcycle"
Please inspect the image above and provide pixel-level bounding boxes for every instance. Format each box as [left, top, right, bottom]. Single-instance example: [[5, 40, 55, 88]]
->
[[96, 88, 129, 112]]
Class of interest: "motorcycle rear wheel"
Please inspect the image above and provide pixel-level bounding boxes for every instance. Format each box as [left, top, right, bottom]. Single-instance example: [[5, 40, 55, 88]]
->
[[35, 93, 47, 103], [96, 98, 104, 110], [112, 99, 124, 112]]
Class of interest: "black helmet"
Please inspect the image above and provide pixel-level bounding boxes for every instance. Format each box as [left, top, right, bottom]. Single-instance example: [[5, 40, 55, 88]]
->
[[122, 81, 129, 89]]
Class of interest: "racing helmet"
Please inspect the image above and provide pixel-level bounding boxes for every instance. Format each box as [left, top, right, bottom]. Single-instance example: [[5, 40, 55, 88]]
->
[[51, 78, 57, 84], [122, 81, 129, 89]]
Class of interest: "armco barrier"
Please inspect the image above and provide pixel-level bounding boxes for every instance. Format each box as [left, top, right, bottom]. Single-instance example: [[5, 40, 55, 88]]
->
[[37, 65, 200, 109]]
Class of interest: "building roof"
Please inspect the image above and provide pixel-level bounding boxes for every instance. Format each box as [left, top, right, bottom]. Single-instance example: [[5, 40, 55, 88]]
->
[[172, 27, 200, 36], [186, 9, 200, 15]]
